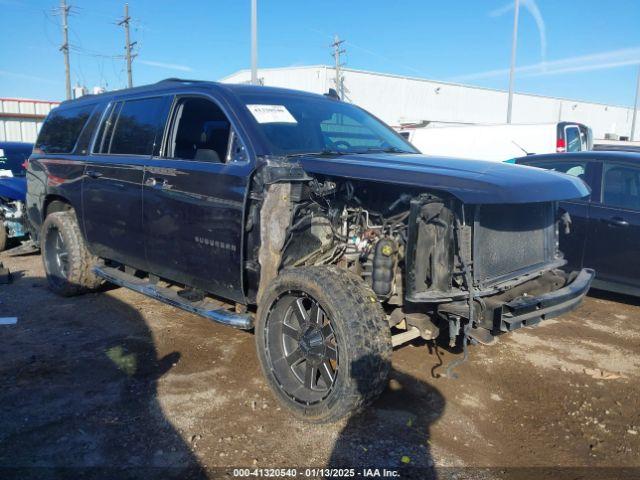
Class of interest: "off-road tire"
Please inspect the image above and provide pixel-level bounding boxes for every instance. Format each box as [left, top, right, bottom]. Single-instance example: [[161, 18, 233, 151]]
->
[[255, 266, 392, 423], [0, 225, 6, 252], [41, 210, 103, 297]]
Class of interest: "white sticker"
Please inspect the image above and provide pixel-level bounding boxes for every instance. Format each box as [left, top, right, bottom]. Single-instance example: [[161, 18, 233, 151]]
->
[[247, 104, 297, 124]]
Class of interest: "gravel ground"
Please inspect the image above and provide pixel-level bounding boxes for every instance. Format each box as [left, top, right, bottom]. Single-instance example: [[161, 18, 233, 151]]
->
[[0, 251, 638, 479]]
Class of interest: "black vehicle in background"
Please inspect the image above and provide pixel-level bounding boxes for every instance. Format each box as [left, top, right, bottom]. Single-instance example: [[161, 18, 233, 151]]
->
[[517, 150, 640, 297], [26, 79, 593, 422]]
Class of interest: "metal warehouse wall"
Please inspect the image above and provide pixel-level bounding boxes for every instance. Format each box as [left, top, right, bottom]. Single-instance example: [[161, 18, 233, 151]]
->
[[221, 66, 635, 140], [0, 98, 60, 143]]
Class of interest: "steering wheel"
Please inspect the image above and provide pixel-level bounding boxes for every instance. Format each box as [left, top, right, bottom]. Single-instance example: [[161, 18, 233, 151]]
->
[[329, 140, 351, 151]]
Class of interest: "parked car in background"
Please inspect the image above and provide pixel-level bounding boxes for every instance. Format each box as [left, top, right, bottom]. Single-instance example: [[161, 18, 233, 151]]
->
[[593, 140, 640, 153], [0, 141, 32, 251], [27, 79, 593, 422], [401, 122, 592, 162], [517, 150, 640, 297]]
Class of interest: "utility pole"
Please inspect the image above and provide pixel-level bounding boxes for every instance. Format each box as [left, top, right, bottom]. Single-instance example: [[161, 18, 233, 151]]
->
[[506, 0, 520, 123], [631, 64, 640, 141], [59, 0, 71, 100], [331, 35, 346, 100], [119, 3, 136, 88], [250, 0, 258, 85]]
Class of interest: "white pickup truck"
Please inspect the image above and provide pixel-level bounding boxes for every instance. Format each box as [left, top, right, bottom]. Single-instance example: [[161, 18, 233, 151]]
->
[[400, 122, 592, 162]]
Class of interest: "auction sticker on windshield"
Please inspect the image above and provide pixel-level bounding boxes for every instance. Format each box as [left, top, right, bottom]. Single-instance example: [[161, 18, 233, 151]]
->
[[247, 104, 297, 124]]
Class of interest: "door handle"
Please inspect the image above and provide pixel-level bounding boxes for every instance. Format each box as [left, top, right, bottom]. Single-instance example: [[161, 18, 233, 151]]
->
[[145, 177, 173, 189], [145, 177, 157, 187], [603, 217, 629, 227], [86, 170, 103, 179]]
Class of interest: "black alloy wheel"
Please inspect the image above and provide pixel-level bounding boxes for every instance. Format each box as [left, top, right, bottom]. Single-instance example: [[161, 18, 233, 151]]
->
[[265, 291, 339, 405]]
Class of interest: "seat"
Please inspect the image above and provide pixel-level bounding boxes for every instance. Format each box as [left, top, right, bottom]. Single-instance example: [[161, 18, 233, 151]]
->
[[194, 148, 221, 162], [195, 122, 229, 163]]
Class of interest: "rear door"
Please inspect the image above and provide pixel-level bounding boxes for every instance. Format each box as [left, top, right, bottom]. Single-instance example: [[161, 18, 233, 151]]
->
[[142, 94, 253, 303], [564, 125, 584, 152], [586, 160, 640, 289], [82, 96, 171, 270]]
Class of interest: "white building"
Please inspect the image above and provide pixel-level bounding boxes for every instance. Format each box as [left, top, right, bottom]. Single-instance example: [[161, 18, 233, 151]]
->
[[0, 97, 60, 143], [221, 65, 636, 140]]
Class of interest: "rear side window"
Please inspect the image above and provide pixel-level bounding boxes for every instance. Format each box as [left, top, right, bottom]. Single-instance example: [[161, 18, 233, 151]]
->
[[103, 97, 167, 156], [36, 103, 96, 154], [602, 163, 640, 210]]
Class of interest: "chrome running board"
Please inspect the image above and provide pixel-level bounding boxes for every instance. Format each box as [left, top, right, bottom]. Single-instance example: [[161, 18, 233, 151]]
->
[[93, 266, 253, 330]]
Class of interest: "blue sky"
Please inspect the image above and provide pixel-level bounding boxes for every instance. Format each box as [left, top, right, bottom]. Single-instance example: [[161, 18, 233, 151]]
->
[[1, 0, 639, 106]]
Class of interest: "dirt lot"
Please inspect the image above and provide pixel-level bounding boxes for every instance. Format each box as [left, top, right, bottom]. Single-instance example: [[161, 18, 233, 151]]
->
[[0, 251, 638, 479]]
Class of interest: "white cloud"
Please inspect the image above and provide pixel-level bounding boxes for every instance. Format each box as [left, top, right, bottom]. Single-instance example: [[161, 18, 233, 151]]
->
[[137, 60, 193, 72], [490, 0, 547, 64], [452, 46, 640, 82]]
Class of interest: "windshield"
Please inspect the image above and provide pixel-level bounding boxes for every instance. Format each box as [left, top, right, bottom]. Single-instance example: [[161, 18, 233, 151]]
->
[[0, 145, 32, 177], [239, 93, 418, 156]]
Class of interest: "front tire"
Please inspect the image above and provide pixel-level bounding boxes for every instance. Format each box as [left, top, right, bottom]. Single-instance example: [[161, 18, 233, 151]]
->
[[255, 266, 392, 423], [41, 210, 103, 297]]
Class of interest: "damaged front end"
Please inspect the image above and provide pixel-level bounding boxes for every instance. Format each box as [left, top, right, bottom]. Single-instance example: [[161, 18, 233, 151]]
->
[[245, 156, 593, 369], [404, 195, 594, 349]]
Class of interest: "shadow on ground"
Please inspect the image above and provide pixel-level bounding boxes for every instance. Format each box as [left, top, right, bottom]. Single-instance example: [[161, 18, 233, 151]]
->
[[328, 355, 445, 478], [588, 287, 640, 307], [0, 276, 207, 480]]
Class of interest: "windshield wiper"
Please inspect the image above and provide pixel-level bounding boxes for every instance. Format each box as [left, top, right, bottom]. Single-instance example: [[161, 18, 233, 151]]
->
[[284, 149, 347, 159], [355, 147, 416, 154]]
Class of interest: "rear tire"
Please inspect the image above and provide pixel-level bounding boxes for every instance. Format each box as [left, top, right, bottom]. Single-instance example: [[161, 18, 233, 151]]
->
[[255, 266, 392, 423], [41, 210, 103, 297]]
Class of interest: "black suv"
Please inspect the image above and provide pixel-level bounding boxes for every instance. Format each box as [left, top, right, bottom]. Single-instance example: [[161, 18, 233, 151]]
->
[[26, 79, 593, 422]]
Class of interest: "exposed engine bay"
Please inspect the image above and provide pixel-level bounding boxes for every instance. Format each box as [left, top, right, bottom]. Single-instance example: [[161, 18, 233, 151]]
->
[[248, 164, 583, 357]]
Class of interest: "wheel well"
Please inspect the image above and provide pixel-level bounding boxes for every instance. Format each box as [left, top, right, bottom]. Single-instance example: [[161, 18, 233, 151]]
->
[[44, 196, 73, 217]]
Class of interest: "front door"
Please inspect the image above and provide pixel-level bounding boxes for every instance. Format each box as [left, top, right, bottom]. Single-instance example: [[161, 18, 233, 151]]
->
[[82, 96, 171, 270], [586, 161, 640, 290], [142, 95, 252, 303]]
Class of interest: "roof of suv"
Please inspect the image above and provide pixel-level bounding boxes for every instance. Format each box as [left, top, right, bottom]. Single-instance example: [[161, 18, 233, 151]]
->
[[58, 78, 326, 108]]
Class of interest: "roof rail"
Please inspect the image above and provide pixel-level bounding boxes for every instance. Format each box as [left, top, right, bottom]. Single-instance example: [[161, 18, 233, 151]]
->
[[156, 78, 205, 84]]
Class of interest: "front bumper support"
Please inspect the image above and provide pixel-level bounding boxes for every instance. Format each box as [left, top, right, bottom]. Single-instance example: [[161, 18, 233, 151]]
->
[[498, 268, 595, 332]]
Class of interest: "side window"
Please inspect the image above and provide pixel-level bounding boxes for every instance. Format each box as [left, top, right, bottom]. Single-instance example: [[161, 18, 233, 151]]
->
[[565, 127, 582, 152], [93, 102, 121, 154], [108, 97, 167, 156], [36, 103, 96, 154], [74, 104, 106, 155], [168, 97, 241, 163], [320, 113, 384, 150], [602, 163, 640, 211]]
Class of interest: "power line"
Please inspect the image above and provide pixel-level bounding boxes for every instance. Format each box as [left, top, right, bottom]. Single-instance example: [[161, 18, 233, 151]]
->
[[331, 35, 346, 100], [57, 0, 72, 100], [118, 3, 136, 88], [507, 0, 520, 124], [251, 0, 258, 85]]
